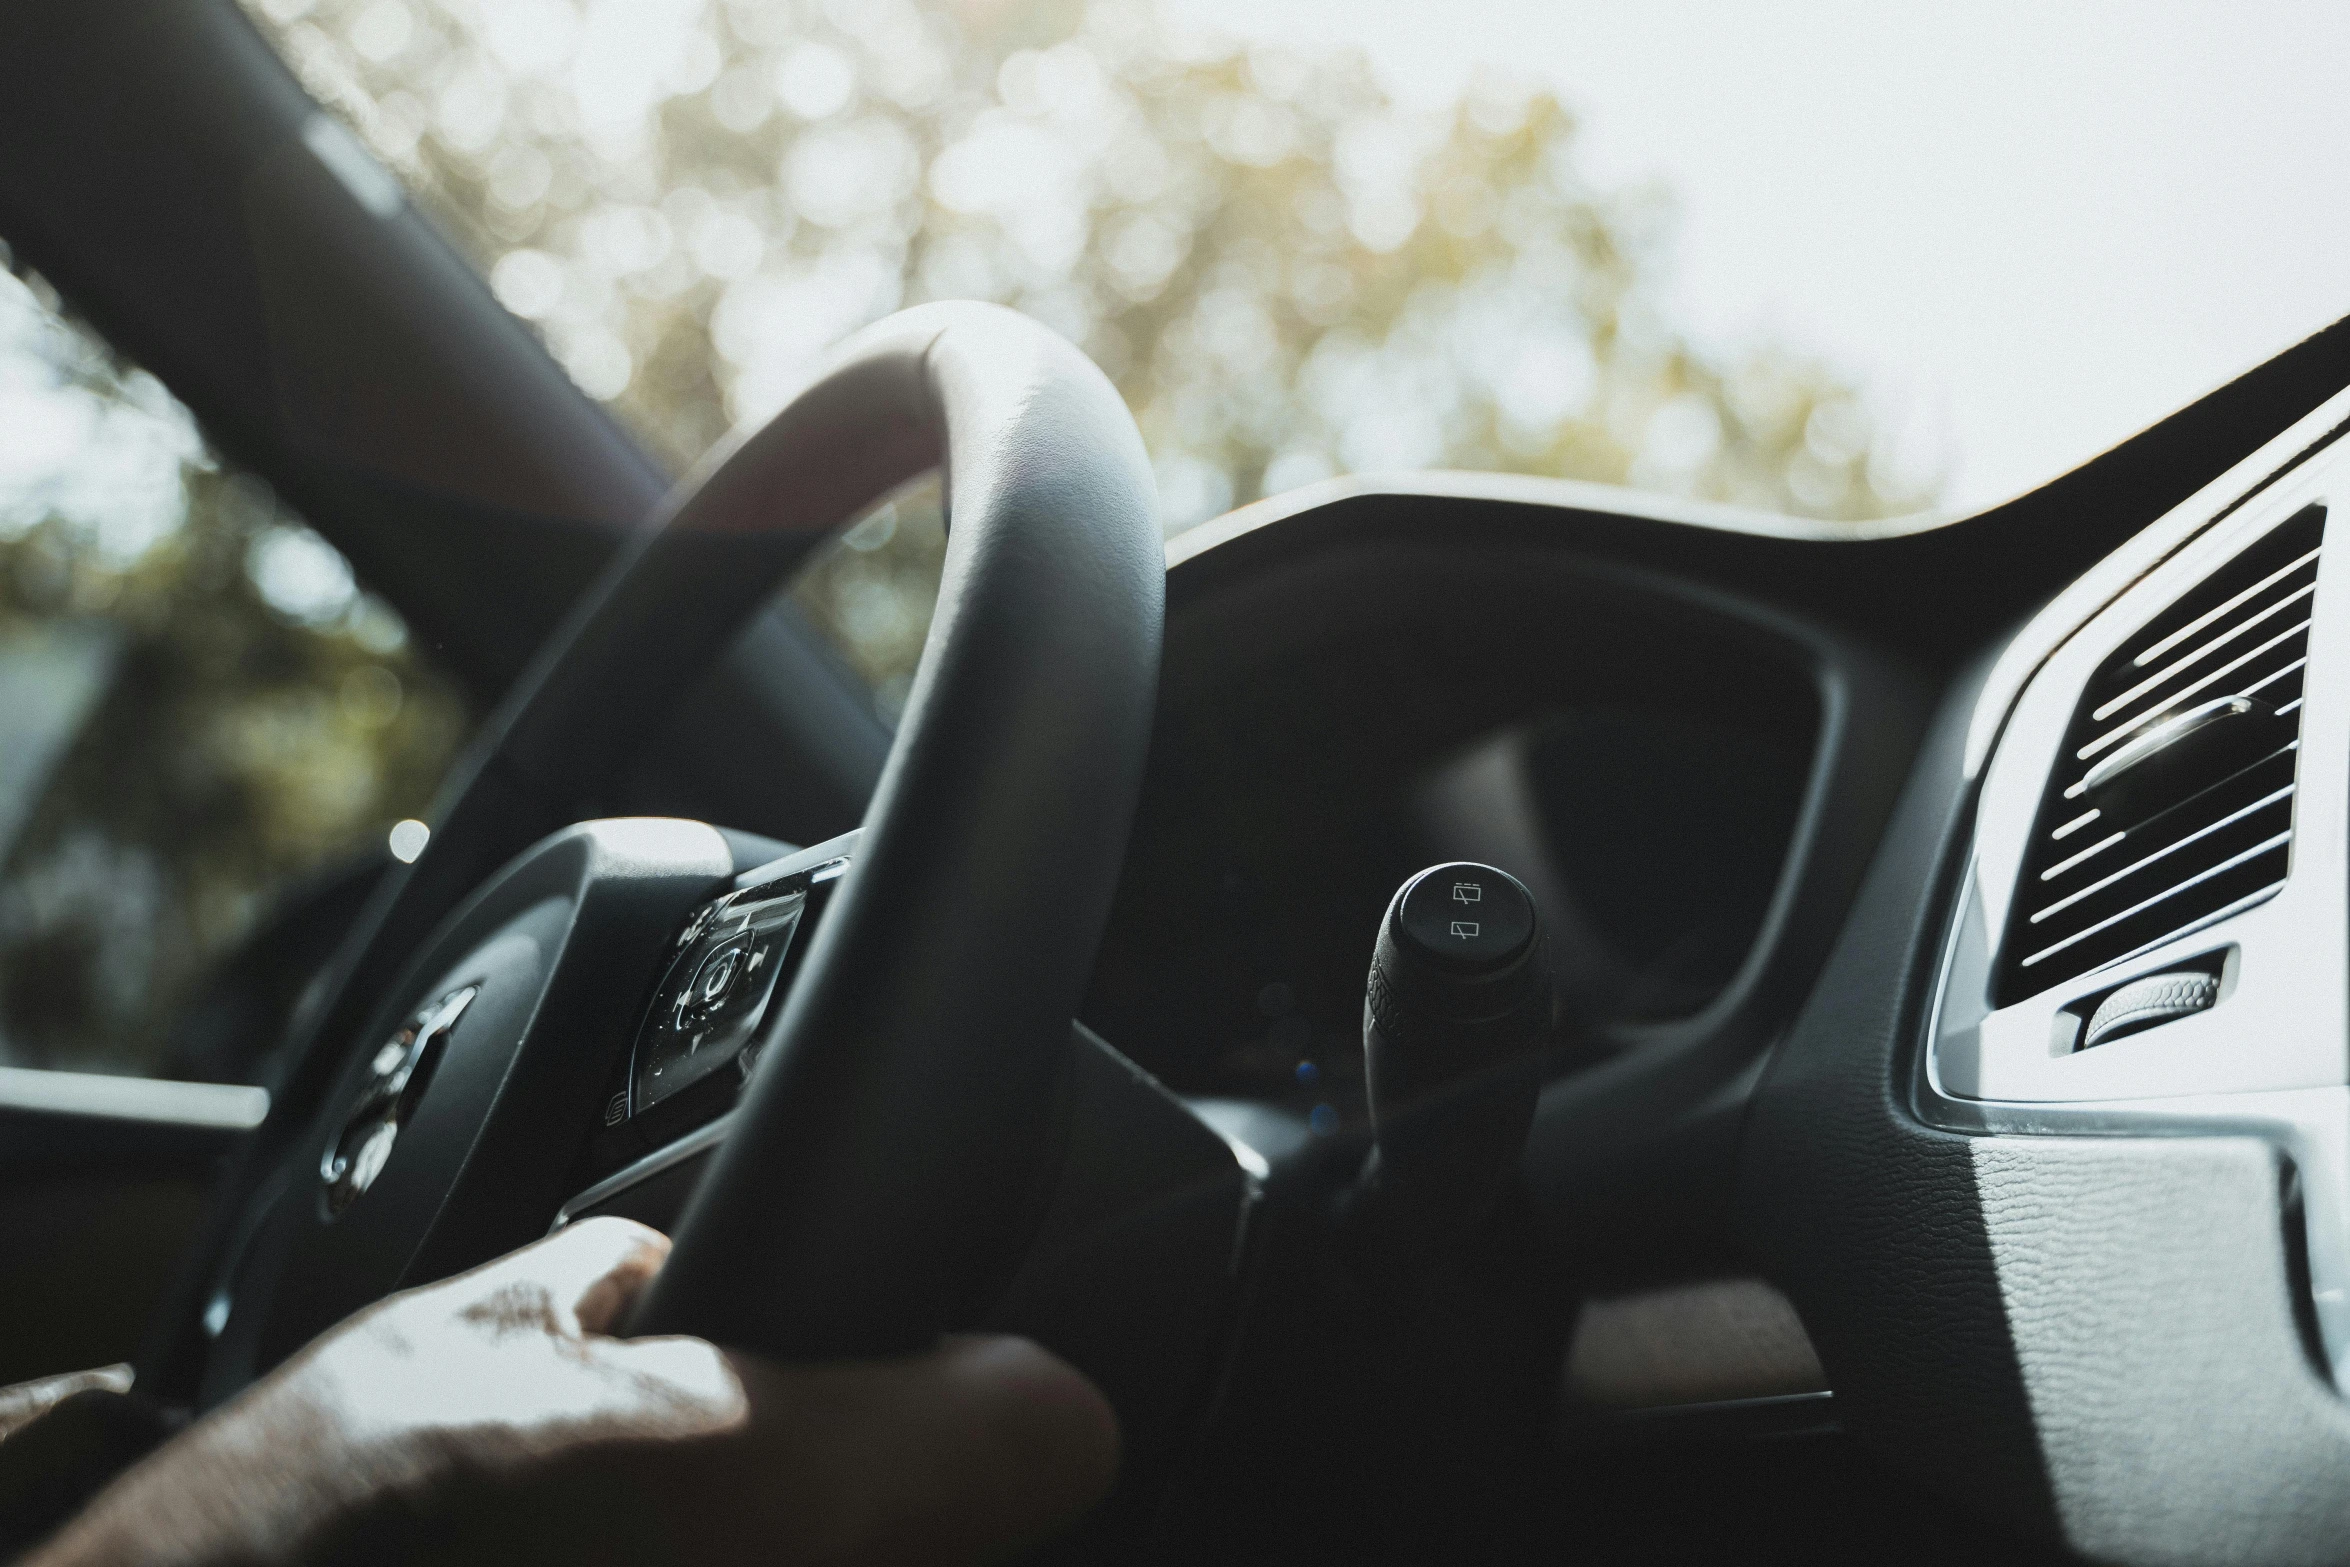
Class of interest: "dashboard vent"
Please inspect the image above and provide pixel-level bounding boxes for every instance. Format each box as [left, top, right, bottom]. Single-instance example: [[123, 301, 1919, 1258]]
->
[[1995, 503, 2325, 1004]]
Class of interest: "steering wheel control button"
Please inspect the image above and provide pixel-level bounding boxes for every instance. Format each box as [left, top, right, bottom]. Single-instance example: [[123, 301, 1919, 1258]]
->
[[321, 984, 477, 1216], [695, 941, 747, 1006], [1394, 863, 1537, 974], [631, 876, 815, 1117]]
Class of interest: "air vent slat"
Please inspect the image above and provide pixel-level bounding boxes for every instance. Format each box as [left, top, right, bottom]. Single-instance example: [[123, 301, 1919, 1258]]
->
[[2132, 544, 2321, 666], [2087, 884, 2293, 979], [2077, 618, 2311, 760], [1995, 503, 2325, 1005], [2089, 585, 2313, 721], [2019, 830, 2290, 972], [2041, 831, 2124, 881], [2027, 781, 2297, 925]]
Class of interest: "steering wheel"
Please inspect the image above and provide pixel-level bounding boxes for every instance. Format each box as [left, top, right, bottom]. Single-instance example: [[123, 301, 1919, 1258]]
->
[[162, 302, 1165, 1398]]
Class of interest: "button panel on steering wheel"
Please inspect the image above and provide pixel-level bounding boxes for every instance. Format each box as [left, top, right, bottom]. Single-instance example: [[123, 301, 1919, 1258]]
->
[[614, 847, 853, 1144]]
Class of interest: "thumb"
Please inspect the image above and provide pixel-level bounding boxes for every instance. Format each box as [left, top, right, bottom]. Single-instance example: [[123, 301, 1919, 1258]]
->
[[729, 1334, 1120, 1566]]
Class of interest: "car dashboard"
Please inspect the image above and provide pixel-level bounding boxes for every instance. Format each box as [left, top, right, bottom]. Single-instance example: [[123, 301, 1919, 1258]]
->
[[469, 358, 2350, 1560], [62, 275, 2350, 1565]]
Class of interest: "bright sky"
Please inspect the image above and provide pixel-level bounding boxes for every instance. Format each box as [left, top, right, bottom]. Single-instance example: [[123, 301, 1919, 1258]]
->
[[1165, 0, 2350, 514]]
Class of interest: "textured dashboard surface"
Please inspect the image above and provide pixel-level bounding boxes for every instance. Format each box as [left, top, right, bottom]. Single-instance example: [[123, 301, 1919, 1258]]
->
[[1976, 1135, 2350, 1565], [1747, 657, 2350, 1563], [1741, 396, 2350, 1562], [1736, 668, 2062, 1539]]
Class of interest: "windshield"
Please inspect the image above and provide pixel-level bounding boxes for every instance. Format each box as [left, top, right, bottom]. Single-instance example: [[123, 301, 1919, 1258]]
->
[[1179, 0, 2350, 518], [250, 0, 1920, 530], [236, 0, 2350, 663], [250, 1, 2350, 529]]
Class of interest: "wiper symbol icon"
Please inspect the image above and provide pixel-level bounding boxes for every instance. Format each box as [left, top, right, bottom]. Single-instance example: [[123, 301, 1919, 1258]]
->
[[1449, 921, 1480, 940], [1451, 882, 1482, 904]]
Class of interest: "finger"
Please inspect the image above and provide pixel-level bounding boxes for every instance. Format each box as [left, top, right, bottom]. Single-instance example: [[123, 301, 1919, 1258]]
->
[[446, 1218, 672, 1338], [564, 1223, 672, 1337], [728, 1334, 1120, 1566]]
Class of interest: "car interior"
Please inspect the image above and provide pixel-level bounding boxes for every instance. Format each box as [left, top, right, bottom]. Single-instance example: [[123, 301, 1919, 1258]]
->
[[8, 3, 2350, 1563]]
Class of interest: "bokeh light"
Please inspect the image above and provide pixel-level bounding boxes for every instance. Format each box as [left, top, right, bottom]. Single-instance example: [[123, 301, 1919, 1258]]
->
[[251, 0, 1933, 699], [0, 259, 467, 1079]]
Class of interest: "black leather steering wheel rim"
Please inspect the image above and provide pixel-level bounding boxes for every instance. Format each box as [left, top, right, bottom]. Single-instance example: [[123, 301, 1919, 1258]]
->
[[621, 303, 1164, 1357], [162, 302, 1162, 1386]]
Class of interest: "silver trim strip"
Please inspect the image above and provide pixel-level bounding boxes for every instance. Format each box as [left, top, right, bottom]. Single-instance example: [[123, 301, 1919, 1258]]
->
[[1601, 1389, 1837, 1424], [0, 1067, 268, 1130], [550, 1113, 734, 1231]]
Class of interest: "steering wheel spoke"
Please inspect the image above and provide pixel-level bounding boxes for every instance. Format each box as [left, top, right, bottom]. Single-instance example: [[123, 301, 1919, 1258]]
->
[[203, 818, 741, 1393]]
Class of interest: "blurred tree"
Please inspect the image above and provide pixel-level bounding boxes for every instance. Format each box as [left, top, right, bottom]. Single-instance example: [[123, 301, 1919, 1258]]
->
[[0, 0, 1945, 1080], [0, 259, 468, 1078], [251, 0, 1939, 708]]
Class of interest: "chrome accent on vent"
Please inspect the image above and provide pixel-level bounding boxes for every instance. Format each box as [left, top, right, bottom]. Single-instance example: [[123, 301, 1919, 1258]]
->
[[2074, 694, 2259, 797], [1994, 503, 2324, 1003]]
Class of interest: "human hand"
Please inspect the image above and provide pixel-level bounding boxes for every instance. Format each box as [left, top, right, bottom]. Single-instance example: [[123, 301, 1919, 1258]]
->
[[27, 1218, 1118, 1566]]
